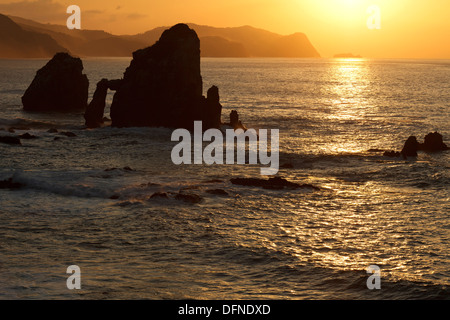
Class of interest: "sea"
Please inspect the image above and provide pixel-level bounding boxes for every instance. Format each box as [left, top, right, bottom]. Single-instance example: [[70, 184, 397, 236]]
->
[[0, 57, 449, 300]]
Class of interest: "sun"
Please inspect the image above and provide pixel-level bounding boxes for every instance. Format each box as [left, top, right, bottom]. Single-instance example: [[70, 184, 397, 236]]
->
[[341, 0, 361, 6], [307, 0, 369, 25]]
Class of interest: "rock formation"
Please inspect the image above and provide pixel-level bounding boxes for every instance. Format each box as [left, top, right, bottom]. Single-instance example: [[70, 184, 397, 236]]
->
[[110, 23, 222, 130], [419, 132, 449, 152], [229, 110, 247, 131], [0, 136, 21, 145], [383, 132, 449, 158], [22, 52, 89, 111], [204, 86, 222, 129], [401, 136, 419, 157], [84, 78, 123, 128]]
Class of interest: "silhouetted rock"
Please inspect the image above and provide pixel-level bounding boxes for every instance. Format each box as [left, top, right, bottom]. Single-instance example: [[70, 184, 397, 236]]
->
[[0, 136, 21, 145], [229, 110, 247, 131], [110, 24, 221, 129], [85, 79, 123, 128], [59, 131, 77, 137], [383, 150, 402, 158], [85, 79, 109, 128], [18, 133, 38, 139], [401, 136, 419, 157], [230, 177, 320, 190], [150, 192, 169, 199], [419, 132, 449, 152], [0, 177, 24, 189], [205, 86, 222, 129], [47, 128, 58, 133], [383, 132, 449, 158], [22, 52, 89, 111], [280, 163, 294, 169]]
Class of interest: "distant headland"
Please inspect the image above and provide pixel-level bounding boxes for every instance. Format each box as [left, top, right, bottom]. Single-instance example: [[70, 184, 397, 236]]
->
[[0, 13, 320, 58]]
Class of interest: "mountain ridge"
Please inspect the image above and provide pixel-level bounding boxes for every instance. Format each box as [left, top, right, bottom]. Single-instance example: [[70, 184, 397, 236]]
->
[[3, 14, 320, 58]]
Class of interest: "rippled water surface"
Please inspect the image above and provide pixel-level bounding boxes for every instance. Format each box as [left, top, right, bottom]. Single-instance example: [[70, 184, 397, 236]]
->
[[0, 58, 449, 299]]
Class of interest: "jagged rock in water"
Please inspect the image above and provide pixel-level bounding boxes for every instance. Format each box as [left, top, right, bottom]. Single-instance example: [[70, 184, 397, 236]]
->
[[110, 23, 221, 130], [22, 52, 89, 111], [230, 177, 320, 190], [383, 150, 402, 158], [0, 177, 24, 189], [229, 110, 247, 130], [419, 132, 449, 152], [175, 192, 203, 203], [150, 192, 169, 199], [18, 133, 38, 139], [401, 136, 419, 157], [85, 79, 109, 128], [205, 189, 229, 196], [205, 85, 222, 129], [85, 79, 124, 128]]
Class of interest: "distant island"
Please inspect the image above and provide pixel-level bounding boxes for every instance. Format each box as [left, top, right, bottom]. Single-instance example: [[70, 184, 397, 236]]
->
[[0, 13, 320, 58], [334, 53, 362, 58]]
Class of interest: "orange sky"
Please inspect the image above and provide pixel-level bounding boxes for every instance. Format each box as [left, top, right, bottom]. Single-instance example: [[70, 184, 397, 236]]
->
[[0, 0, 449, 58]]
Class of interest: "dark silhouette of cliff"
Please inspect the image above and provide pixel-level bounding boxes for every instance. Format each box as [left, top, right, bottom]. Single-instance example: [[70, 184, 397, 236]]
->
[[22, 52, 89, 111], [0, 14, 67, 58], [7, 15, 320, 58], [110, 24, 222, 129]]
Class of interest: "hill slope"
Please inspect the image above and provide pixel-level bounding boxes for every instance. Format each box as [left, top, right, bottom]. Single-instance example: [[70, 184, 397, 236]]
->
[[5, 15, 320, 58], [0, 14, 67, 58]]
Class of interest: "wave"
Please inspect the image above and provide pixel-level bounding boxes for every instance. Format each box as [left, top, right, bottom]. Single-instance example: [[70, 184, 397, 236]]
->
[[210, 242, 449, 299], [2, 170, 118, 199], [0, 117, 60, 129]]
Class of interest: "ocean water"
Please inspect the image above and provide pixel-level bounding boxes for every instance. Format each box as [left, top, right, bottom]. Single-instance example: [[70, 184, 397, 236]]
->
[[0, 57, 449, 299]]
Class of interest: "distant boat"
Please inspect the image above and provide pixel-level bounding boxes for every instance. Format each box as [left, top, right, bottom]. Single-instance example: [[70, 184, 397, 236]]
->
[[334, 53, 363, 58]]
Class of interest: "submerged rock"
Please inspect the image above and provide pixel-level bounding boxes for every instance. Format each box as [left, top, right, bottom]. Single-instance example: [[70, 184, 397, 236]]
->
[[0, 178, 24, 189], [280, 162, 294, 169], [175, 192, 203, 203], [230, 177, 320, 190], [59, 131, 77, 137], [205, 189, 229, 196], [150, 192, 169, 199], [0, 136, 21, 145], [22, 52, 89, 112], [111, 24, 221, 130], [18, 133, 38, 139], [383, 150, 402, 158]]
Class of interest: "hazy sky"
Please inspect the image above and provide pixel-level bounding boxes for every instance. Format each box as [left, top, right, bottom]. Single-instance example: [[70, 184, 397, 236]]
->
[[0, 0, 449, 58]]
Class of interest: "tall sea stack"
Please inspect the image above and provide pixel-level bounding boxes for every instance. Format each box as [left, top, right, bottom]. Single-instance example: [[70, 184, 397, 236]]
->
[[110, 23, 221, 129]]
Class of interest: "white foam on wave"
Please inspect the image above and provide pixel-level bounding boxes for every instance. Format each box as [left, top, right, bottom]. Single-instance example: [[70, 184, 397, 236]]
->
[[8, 170, 118, 199]]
